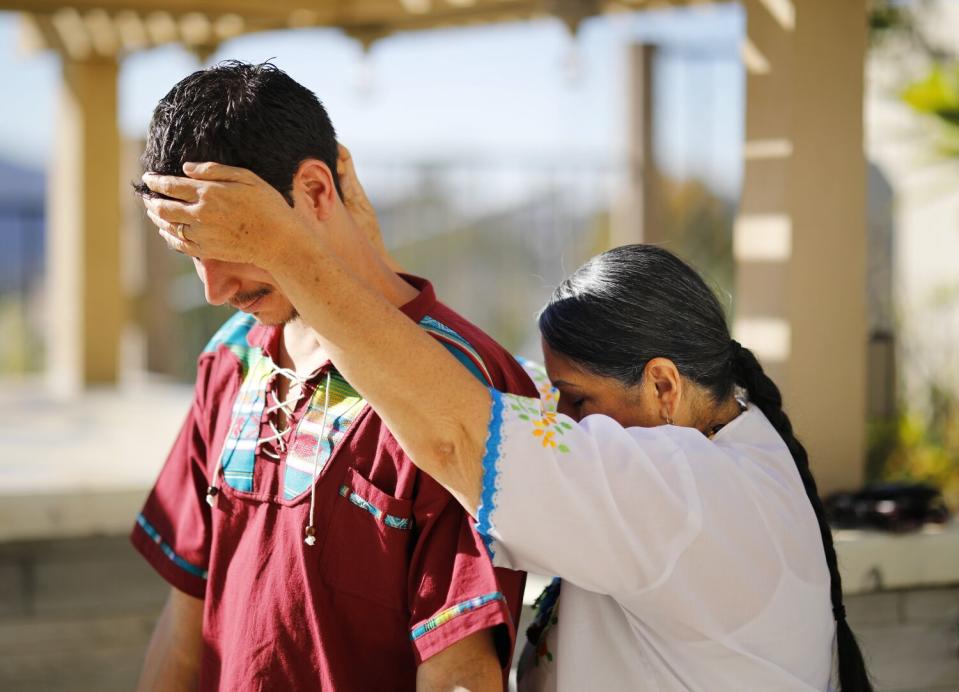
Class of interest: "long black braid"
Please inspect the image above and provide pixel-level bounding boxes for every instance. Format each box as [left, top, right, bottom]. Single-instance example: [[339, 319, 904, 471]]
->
[[731, 342, 872, 691], [539, 244, 872, 691]]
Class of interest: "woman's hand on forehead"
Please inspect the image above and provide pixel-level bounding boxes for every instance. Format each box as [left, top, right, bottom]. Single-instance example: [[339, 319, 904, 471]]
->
[[139, 162, 302, 268]]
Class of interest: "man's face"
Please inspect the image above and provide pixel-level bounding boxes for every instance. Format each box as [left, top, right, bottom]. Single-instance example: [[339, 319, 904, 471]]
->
[[182, 183, 326, 327], [192, 257, 297, 326]]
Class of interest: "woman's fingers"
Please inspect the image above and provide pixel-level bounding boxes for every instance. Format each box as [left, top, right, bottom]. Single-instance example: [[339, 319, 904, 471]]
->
[[141, 173, 202, 202], [142, 196, 197, 226], [183, 161, 256, 184], [335, 143, 384, 252], [147, 209, 200, 252], [338, 148, 371, 212], [140, 162, 291, 266], [337, 144, 355, 181], [156, 226, 201, 257]]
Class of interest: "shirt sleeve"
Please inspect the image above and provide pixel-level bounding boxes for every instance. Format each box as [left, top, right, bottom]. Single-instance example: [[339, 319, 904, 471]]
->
[[406, 471, 525, 671], [475, 390, 704, 597], [129, 357, 216, 599]]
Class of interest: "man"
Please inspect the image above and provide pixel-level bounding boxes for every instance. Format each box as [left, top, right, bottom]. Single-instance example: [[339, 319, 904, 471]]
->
[[131, 61, 536, 691]]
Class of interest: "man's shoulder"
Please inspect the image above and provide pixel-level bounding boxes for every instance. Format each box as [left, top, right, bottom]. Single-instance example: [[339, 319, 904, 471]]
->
[[199, 311, 259, 370], [203, 310, 256, 354], [189, 312, 262, 405], [419, 303, 536, 396]]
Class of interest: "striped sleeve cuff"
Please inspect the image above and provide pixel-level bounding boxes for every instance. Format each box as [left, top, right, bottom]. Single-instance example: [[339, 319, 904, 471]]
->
[[130, 513, 207, 599], [409, 591, 514, 666]]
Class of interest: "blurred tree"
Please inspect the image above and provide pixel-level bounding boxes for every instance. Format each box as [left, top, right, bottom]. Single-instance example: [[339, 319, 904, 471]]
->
[[658, 178, 735, 308], [866, 0, 959, 503], [903, 65, 959, 154]]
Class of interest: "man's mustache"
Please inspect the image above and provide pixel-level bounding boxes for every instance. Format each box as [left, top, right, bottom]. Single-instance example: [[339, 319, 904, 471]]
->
[[230, 288, 272, 308]]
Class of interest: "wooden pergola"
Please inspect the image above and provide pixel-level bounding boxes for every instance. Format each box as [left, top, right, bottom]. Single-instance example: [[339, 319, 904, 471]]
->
[[5, 0, 869, 492], [11, 0, 691, 58]]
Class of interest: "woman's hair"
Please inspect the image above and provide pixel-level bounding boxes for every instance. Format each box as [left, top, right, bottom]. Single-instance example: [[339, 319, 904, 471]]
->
[[538, 244, 872, 691]]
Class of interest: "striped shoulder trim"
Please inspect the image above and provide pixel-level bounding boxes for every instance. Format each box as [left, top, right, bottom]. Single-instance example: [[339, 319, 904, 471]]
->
[[419, 316, 494, 386], [203, 311, 257, 370]]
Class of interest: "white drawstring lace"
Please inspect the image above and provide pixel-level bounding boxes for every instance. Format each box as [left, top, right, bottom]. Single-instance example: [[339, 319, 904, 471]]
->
[[206, 362, 333, 549], [259, 384, 304, 460], [206, 365, 310, 506], [304, 370, 332, 547]]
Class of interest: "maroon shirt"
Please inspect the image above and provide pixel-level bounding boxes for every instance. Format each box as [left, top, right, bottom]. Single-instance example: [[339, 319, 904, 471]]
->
[[131, 276, 537, 691]]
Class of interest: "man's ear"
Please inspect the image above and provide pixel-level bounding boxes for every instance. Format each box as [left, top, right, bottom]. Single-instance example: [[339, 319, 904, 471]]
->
[[291, 159, 338, 221], [644, 357, 682, 422]]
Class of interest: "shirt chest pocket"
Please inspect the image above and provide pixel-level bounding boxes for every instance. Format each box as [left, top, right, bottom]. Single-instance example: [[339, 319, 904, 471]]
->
[[320, 467, 414, 611]]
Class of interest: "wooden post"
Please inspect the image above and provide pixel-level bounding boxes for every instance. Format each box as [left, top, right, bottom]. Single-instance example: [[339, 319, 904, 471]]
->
[[611, 43, 662, 247], [736, 0, 869, 492], [46, 57, 122, 393]]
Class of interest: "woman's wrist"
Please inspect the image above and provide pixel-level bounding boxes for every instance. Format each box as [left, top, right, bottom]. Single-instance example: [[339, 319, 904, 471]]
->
[[260, 215, 320, 274]]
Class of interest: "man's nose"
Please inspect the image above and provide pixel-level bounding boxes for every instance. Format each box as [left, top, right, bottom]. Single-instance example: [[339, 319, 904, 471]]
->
[[196, 259, 240, 306]]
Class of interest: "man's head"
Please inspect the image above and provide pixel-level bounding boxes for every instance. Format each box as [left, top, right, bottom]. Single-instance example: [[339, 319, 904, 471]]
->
[[138, 61, 343, 325], [139, 60, 340, 204]]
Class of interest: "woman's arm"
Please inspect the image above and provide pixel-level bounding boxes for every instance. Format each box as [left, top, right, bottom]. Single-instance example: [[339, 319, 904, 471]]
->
[[141, 161, 490, 514], [140, 161, 707, 593], [269, 212, 492, 514]]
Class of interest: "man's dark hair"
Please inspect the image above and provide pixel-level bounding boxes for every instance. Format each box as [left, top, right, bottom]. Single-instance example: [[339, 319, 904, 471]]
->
[[136, 60, 340, 205]]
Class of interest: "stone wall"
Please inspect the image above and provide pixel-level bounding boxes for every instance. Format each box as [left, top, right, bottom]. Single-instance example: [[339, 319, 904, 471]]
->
[[0, 535, 957, 691], [0, 536, 164, 692], [848, 587, 959, 691]]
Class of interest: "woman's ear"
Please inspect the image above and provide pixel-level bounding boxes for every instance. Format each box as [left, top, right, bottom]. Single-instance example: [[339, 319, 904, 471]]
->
[[644, 357, 682, 424], [291, 159, 338, 221]]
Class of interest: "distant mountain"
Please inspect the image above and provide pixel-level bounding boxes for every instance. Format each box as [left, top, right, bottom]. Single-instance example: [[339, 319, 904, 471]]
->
[[0, 159, 44, 206], [0, 158, 45, 292]]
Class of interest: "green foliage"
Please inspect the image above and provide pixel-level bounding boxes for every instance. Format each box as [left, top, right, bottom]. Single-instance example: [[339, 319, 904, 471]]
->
[[660, 179, 736, 309], [869, 0, 914, 44], [868, 383, 959, 510], [0, 294, 42, 373], [903, 64, 959, 127]]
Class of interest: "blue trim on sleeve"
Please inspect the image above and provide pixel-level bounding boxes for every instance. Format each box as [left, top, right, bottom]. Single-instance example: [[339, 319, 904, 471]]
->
[[475, 388, 506, 559], [136, 513, 208, 580], [438, 342, 489, 386]]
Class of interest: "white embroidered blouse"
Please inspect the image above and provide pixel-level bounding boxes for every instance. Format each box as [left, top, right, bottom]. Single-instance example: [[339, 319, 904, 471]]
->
[[476, 389, 836, 692]]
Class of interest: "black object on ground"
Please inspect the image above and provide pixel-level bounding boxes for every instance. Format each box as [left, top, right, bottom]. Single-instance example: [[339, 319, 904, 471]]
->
[[825, 483, 951, 532]]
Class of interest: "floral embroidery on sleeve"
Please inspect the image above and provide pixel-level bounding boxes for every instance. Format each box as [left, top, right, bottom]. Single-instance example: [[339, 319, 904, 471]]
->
[[515, 356, 559, 412], [503, 393, 573, 453]]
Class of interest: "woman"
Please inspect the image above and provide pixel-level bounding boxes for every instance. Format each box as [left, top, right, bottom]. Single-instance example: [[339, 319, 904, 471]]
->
[[141, 152, 872, 691]]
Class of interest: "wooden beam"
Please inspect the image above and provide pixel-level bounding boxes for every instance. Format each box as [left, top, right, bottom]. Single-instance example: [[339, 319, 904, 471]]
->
[[6, 0, 668, 31], [14, 0, 684, 57]]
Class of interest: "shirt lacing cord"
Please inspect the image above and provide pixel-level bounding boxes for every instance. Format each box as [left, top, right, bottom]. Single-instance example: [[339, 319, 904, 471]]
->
[[258, 369, 310, 461], [206, 365, 333, 547]]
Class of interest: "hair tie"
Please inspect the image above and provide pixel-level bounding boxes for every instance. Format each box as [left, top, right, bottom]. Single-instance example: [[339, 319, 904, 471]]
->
[[832, 604, 846, 621]]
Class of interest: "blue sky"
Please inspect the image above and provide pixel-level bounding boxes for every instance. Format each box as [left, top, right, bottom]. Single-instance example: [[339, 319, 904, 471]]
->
[[0, 3, 743, 196]]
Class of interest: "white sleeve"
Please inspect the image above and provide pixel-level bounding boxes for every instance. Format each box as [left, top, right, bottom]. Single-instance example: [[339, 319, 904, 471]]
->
[[475, 390, 704, 597]]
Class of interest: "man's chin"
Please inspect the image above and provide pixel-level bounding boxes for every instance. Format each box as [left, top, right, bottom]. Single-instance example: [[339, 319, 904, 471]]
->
[[252, 307, 298, 327]]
